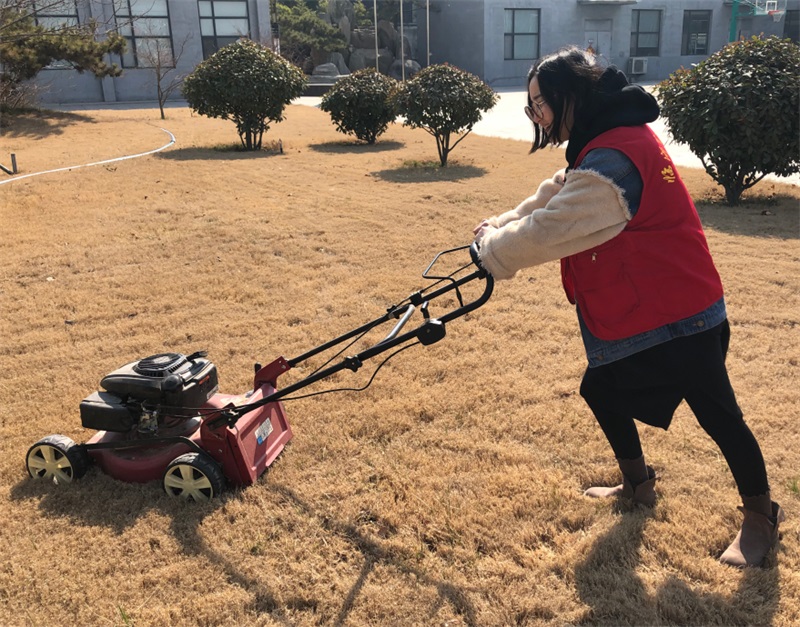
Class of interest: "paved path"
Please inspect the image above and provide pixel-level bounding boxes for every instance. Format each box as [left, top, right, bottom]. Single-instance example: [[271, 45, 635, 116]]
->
[[469, 88, 800, 187], [468, 88, 712, 172]]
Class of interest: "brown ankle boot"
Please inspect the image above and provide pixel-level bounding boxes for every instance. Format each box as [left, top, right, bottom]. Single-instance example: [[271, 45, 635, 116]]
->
[[720, 497, 785, 568], [584, 457, 657, 507]]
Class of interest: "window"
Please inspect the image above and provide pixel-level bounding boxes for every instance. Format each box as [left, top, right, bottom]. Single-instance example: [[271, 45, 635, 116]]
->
[[398, 1, 415, 25], [113, 0, 174, 69], [682, 10, 711, 55], [33, 0, 79, 29], [784, 10, 800, 44], [504, 9, 540, 60], [33, 1, 79, 69], [630, 9, 661, 57], [198, 0, 250, 59]]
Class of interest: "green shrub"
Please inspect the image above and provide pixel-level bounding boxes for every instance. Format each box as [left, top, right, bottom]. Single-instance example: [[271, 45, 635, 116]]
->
[[319, 68, 398, 144], [393, 64, 498, 166], [182, 39, 306, 151], [657, 36, 800, 205]]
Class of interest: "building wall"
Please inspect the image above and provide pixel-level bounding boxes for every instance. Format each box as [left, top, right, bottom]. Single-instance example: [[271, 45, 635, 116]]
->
[[425, 0, 486, 77], [30, 0, 799, 103], [34, 0, 274, 104], [430, 0, 797, 87]]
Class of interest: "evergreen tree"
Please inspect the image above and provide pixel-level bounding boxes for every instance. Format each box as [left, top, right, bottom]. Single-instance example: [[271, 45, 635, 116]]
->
[[274, 0, 346, 71], [0, 1, 126, 107]]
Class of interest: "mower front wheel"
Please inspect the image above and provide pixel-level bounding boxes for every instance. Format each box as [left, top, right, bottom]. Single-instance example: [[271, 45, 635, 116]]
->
[[26, 435, 90, 484], [163, 452, 225, 502]]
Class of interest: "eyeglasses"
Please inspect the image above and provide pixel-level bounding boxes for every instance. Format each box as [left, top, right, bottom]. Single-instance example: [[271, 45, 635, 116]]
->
[[524, 99, 547, 122]]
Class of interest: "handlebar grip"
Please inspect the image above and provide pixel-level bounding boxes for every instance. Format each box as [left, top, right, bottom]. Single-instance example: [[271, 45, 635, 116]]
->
[[469, 241, 487, 274]]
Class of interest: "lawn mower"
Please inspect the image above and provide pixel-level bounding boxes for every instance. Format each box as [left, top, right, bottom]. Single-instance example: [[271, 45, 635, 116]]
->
[[25, 244, 493, 501]]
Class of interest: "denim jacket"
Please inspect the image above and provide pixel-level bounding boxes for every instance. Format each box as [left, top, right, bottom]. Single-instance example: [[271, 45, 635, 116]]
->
[[575, 147, 727, 367]]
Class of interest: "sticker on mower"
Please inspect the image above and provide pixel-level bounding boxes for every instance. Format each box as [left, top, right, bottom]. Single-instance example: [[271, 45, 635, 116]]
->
[[255, 419, 273, 445]]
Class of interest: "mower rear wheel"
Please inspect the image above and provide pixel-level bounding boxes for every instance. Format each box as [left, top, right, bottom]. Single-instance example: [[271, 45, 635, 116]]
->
[[26, 435, 90, 484], [163, 452, 225, 501]]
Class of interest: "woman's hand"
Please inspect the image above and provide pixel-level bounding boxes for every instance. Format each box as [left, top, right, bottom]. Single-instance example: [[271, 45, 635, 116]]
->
[[473, 219, 491, 235], [473, 220, 496, 244]]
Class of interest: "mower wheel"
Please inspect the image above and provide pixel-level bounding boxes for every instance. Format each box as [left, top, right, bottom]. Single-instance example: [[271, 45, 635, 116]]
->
[[163, 452, 225, 502], [26, 435, 90, 484]]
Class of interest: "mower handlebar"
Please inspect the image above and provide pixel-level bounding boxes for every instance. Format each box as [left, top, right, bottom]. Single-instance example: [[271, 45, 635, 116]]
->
[[379, 304, 416, 344], [211, 244, 494, 427]]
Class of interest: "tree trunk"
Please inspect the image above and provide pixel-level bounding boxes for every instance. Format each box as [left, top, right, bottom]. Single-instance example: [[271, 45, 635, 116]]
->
[[436, 132, 450, 167], [157, 84, 166, 120]]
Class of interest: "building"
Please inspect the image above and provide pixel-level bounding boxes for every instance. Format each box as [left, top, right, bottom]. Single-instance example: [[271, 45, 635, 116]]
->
[[421, 0, 799, 86], [28, 0, 800, 104], [31, 0, 274, 104]]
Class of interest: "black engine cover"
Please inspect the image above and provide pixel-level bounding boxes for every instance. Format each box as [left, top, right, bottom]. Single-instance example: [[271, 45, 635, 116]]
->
[[80, 391, 136, 432], [79, 352, 219, 432]]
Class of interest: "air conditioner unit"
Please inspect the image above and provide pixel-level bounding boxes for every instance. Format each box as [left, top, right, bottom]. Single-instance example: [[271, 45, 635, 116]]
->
[[629, 57, 648, 75]]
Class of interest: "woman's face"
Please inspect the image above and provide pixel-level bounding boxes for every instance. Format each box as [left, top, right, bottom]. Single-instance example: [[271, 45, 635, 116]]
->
[[526, 76, 572, 142], [525, 77, 554, 133]]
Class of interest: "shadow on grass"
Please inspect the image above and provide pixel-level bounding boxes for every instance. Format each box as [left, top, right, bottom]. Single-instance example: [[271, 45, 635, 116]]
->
[[574, 507, 780, 626], [309, 140, 405, 154], [156, 143, 287, 162], [696, 194, 800, 240], [9, 466, 221, 534], [0, 109, 97, 138], [10, 468, 478, 626], [269, 481, 479, 627], [373, 161, 487, 183], [9, 469, 295, 626]]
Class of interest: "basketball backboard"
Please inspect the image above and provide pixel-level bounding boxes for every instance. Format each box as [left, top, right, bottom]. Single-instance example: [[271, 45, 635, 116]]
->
[[752, 0, 787, 18]]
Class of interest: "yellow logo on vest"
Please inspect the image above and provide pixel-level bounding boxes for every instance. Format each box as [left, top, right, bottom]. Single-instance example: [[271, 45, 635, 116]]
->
[[661, 166, 676, 183]]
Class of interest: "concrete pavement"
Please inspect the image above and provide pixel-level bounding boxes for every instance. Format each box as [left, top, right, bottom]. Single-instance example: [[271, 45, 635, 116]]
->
[[468, 88, 714, 175], [469, 88, 800, 187]]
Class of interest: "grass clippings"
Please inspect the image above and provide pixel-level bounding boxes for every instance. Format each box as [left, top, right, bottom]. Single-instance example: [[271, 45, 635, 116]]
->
[[1, 104, 799, 627]]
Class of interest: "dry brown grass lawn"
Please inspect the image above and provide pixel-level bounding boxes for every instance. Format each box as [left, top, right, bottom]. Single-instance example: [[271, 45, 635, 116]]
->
[[1, 104, 799, 627]]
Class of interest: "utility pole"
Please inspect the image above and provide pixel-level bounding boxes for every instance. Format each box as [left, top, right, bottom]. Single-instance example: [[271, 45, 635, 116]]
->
[[729, 0, 741, 42], [374, 0, 379, 71]]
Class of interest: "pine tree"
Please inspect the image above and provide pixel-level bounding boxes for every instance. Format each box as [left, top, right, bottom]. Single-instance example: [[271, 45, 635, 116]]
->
[[0, 1, 126, 107]]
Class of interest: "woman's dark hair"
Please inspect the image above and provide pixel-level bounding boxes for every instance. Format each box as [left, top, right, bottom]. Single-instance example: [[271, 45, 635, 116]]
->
[[527, 46, 605, 153]]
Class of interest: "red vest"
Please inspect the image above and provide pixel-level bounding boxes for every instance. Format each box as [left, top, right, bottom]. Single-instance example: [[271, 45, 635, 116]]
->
[[560, 126, 724, 340]]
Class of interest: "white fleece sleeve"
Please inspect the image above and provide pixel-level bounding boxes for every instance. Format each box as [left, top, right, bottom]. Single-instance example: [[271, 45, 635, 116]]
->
[[478, 168, 632, 280], [487, 169, 566, 228]]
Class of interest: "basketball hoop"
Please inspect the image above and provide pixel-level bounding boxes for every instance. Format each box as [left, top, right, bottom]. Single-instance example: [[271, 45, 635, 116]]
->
[[768, 10, 784, 22]]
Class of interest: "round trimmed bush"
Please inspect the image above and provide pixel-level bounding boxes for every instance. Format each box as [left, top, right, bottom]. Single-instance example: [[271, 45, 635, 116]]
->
[[320, 68, 399, 144], [657, 36, 800, 205], [182, 39, 306, 151], [393, 63, 497, 166]]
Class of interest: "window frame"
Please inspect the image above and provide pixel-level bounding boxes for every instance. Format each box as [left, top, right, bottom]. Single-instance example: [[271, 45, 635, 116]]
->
[[630, 9, 661, 57], [32, 0, 79, 29], [198, 0, 251, 60], [784, 9, 799, 44], [681, 10, 712, 56], [504, 8, 541, 61], [113, 0, 175, 69], [33, 1, 80, 69]]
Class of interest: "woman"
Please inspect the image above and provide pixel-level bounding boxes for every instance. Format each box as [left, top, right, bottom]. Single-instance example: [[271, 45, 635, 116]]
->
[[474, 46, 783, 568]]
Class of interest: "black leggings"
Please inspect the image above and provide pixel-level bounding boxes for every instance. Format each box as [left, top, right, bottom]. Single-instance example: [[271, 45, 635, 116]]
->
[[580, 320, 769, 497]]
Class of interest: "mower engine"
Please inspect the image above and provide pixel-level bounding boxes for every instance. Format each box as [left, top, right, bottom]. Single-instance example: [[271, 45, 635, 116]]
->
[[79, 351, 219, 435]]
